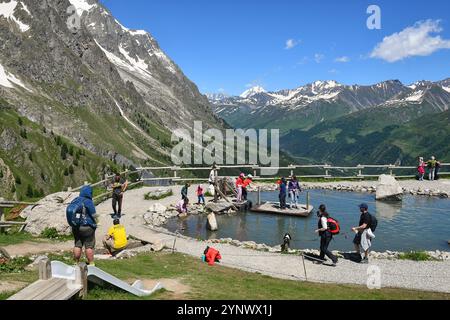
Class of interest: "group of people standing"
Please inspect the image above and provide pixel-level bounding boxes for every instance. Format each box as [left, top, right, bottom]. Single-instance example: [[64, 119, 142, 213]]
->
[[277, 176, 301, 209], [314, 203, 377, 266], [236, 173, 254, 202], [418, 156, 441, 181]]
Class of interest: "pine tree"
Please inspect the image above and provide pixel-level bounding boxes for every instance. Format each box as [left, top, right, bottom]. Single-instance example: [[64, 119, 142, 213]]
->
[[15, 176, 21, 184], [18, 117, 23, 126], [11, 185, 16, 193], [69, 165, 74, 175], [20, 128, 27, 139], [26, 184, 34, 198], [28, 153, 33, 162], [61, 143, 68, 160], [64, 168, 69, 176], [0, 170, 3, 179]]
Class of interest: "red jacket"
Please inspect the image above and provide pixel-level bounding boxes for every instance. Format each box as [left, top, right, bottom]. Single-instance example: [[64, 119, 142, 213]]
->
[[205, 247, 222, 266], [418, 164, 426, 174], [236, 177, 244, 187]]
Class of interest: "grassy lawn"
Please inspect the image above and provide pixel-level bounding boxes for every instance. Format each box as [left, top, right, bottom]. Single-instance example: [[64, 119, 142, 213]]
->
[[0, 232, 38, 247], [2, 252, 447, 300]]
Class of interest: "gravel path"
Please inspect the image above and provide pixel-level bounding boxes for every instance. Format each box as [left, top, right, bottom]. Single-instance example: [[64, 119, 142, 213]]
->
[[94, 186, 450, 293]]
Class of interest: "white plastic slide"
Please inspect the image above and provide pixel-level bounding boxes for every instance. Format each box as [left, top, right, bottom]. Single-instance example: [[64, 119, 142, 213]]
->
[[51, 261, 163, 297]]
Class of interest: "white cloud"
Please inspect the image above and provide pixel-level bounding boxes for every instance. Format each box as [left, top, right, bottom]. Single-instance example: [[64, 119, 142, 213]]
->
[[371, 20, 450, 62], [335, 56, 350, 63], [314, 53, 325, 63], [329, 69, 339, 74], [285, 39, 300, 50]]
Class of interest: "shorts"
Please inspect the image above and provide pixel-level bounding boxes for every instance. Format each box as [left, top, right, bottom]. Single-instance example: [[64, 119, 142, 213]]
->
[[353, 232, 362, 245], [73, 226, 96, 249]]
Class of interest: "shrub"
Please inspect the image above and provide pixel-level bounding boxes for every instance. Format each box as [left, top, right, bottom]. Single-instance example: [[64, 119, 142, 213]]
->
[[40, 227, 60, 239], [144, 189, 173, 200], [398, 251, 434, 261], [26, 185, 34, 198], [0, 256, 32, 274]]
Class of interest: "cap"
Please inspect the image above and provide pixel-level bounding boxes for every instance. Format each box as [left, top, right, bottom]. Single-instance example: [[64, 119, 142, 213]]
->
[[247, 174, 253, 179], [359, 203, 369, 210]]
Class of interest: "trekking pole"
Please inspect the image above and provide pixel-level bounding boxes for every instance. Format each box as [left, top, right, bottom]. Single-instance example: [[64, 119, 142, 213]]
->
[[172, 230, 179, 254], [301, 253, 308, 282]]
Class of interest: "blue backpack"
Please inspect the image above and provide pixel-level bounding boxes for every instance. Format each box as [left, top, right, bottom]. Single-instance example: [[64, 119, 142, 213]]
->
[[66, 199, 87, 227]]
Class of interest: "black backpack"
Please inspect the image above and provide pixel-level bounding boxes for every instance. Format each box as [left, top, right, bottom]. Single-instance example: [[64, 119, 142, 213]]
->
[[369, 214, 378, 232]]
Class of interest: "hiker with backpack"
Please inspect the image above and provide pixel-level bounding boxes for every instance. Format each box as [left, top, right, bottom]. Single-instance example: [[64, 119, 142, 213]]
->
[[66, 185, 97, 266], [315, 204, 339, 266], [352, 203, 377, 264], [111, 173, 128, 218]]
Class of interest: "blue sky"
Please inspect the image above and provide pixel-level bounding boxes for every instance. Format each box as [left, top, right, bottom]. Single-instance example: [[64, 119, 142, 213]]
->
[[100, 0, 450, 95]]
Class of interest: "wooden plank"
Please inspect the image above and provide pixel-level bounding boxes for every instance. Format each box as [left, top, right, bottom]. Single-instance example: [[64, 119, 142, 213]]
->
[[9, 278, 82, 300], [251, 202, 313, 217]]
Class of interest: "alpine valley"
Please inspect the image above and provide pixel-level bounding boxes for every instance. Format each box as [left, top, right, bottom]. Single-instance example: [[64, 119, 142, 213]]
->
[[208, 79, 450, 165], [0, 0, 225, 199]]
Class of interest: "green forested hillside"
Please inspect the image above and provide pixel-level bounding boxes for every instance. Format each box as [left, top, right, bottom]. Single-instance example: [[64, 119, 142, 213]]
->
[[282, 109, 450, 166]]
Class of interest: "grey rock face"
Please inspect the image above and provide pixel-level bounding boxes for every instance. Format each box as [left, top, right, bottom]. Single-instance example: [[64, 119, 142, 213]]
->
[[21, 192, 78, 235]]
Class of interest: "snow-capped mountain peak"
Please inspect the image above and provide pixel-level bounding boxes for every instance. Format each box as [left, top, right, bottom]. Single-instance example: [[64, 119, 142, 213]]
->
[[240, 86, 266, 99]]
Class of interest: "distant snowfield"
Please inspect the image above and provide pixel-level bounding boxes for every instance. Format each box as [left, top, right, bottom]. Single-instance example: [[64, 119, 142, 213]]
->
[[68, 0, 96, 16], [0, 0, 31, 32], [0, 63, 31, 91]]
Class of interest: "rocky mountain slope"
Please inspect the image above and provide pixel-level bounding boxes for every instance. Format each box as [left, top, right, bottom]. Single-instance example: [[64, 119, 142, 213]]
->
[[0, 0, 224, 199], [210, 79, 450, 132]]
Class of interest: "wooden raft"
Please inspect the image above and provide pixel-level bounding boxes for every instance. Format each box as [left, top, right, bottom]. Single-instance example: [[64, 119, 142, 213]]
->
[[250, 202, 314, 217]]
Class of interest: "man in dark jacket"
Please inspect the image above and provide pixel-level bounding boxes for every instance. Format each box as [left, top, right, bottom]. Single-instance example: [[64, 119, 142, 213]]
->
[[70, 185, 97, 266]]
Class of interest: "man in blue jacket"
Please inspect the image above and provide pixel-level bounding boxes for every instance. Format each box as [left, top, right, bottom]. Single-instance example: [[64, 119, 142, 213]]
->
[[69, 186, 97, 266]]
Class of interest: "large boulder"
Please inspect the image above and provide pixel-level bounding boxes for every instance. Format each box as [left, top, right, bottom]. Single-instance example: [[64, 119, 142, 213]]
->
[[376, 175, 403, 201], [205, 200, 233, 213], [20, 192, 78, 235], [206, 213, 218, 231]]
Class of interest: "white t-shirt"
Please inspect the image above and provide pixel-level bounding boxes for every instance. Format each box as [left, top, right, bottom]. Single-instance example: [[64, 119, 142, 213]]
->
[[321, 217, 328, 230], [208, 170, 216, 184]]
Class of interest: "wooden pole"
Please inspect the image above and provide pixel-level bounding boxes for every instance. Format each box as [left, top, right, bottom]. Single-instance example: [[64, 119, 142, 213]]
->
[[39, 259, 52, 280], [257, 187, 261, 205], [77, 263, 88, 299], [306, 191, 310, 211], [213, 168, 218, 203], [0, 207, 4, 234]]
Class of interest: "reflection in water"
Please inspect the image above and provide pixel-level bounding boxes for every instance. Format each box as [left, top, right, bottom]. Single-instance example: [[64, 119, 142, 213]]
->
[[165, 190, 450, 252], [376, 201, 403, 220]]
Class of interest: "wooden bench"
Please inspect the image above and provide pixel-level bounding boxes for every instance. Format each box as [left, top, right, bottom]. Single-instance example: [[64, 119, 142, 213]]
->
[[8, 260, 87, 300]]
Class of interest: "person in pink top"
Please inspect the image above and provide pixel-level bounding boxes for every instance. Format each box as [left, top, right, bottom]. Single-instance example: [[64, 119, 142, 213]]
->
[[197, 185, 205, 205], [236, 173, 245, 202], [417, 157, 426, 181], [176, 198, 189, 214]]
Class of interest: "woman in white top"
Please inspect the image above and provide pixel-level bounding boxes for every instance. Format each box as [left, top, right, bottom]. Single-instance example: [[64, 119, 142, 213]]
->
[[315, 204, 338, 266]]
